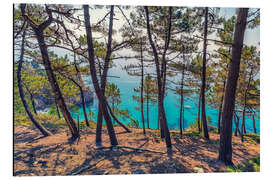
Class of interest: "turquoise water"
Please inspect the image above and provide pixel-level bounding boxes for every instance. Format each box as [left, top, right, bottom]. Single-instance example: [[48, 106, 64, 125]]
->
[[71, 58, 260, 134]]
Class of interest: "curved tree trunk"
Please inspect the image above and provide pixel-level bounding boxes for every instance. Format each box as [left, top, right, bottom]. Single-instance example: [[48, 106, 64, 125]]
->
[[21, 4, 79, 139], [201, 7, 210, 140], [84, 5, 118, 146], [35, 32, 79, 139], [145, 6, 172, 148], [16, 27, 52, 137], [218, 8, 248, 165], [106, 101, 131, 133]]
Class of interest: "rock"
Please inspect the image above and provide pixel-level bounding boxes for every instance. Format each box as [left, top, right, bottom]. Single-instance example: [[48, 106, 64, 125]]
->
[[194, 167, 204, 173]]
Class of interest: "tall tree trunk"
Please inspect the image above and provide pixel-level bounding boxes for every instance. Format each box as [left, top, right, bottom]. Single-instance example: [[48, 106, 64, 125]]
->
[[145, 6, 172, 148], [96, 103, 103, 144], [78, 86, 89, 127], [218, 80, 226, 134], [179, 64, 185, 136], [179, 96, 183, 136], [36, 32, 79, 138], [197, 91, 201, 132], [201, 7, 210, 140], [252, 115, 257, 134], [16, 26, 52, 137], [241, 67, 254, 135], [140, 38, 146, 134], [84, 5, 118, 146], [74, 59, 90, 127], [218, 8, 249, 165], [21, 4, 79, 139], [147, 97, 150, 129]]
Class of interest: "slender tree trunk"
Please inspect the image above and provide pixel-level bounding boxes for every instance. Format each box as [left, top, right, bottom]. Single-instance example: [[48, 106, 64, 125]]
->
[[55, 99, 61, 119], [179, 96, 183, 136], [77, 113, 80, 136], [21, 4, 79, 139], [179, 64, 185, 136], [197, 91, 201, 132], [16, 26, 52, 137], [147, 97, 150, 129], [30, 94, 37, 115], [74, 59, 90, 127], [241, 67, 254, 135], [84, 5, 118, 146], [182, 102, 185, 130], [252, 115, 257, 134], [140, 38, 146, 134], [96, 103, 103, 144], [106, 101, 131, 132], [241, 106, 246, 140], [78, 86, 89, 127], [234, 111, 240, 136], [145, 6, 171, 148], [218, 8, 249, 165], [35, 31, 79, 138], [218, 80, 226, 134], [201, 7, 210, 140]]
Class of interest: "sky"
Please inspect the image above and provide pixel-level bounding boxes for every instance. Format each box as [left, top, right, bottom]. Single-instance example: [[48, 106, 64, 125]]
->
[[48, 5, 259, 60]]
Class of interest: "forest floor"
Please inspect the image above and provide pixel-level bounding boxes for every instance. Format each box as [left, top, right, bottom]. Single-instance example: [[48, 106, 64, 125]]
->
[[14, 125, 260, 176]]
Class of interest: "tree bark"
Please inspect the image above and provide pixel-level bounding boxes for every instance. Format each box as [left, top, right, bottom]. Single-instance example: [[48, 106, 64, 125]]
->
[[218, 80, 226, 134], [218, 8, 249, 165], [201, 7, 210, 140], [241, 67, 253, 136], [84, 5, 118, 146], [106, 101, 131, 133], [78, 86, 90, 127], [179, 64, 185, 136], [74, 59, 90, 127], [96, 103, 103, 144], [197, 91, 201, 132], [36, 31, 79, 138], [21, 4, 79, 139], [16, 25, 52, 137], [145, 6, 172, 148], [146, 97, 150, 129], [140, 38, 146, 134]]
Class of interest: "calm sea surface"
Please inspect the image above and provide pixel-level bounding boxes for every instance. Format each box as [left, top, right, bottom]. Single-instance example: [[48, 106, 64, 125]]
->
[[72, 58, 260, 134]]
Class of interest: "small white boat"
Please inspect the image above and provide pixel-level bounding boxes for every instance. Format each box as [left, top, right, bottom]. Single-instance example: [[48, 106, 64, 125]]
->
[[184, 105, 191, 109]]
